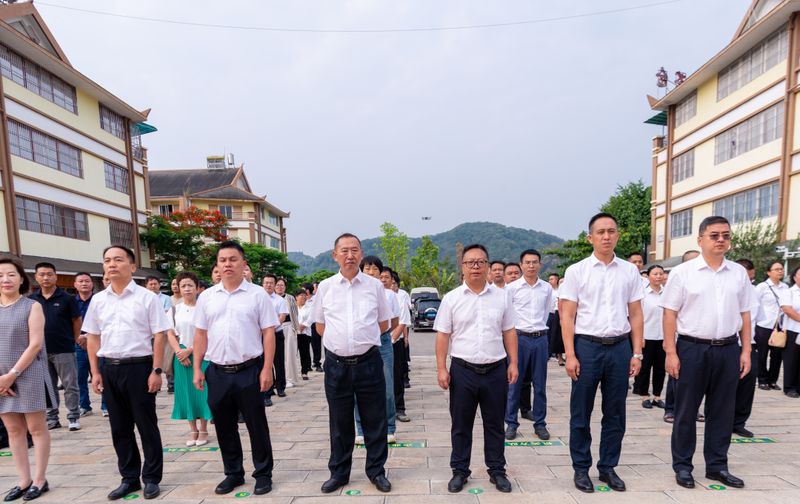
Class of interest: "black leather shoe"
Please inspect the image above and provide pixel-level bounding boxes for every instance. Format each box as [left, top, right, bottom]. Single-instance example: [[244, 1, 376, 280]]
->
[[769, 383, 781, 390], [758, 383, 770, 390], [4, 482, 31, 502], [652, 399, 666, 409], [706, 470, 744, 488], [504, 426, 517, 440], [675, 470, 695, 488], [786, 391, 800, 398], [663, 413, 675, 423], [254, 477, 272, 495], [733, 426, 754, 438], [599, 469, 626, 491], [371, 475, 391, 493], [534, 426, 550, 440], [21, 481, 47, 501], [642, 399, 653, 409], [142, 483, 159, 500], [489, 473, 512, 493], [447, 474, 467, 493], [263, 397, 273, 407], [277, 390, 286, 398], [573, 472, 594, 493], [108, 482, 141, 500], [320, 478, 348, 494], [214, 476, 244, 495]]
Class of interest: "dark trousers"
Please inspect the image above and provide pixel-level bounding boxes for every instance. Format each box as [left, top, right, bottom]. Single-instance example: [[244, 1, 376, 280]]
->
[[393, 340, 406, 413], [519, 366, 532, 415], [734, 347, 759, 429], [206, 359, 273, 480], [672, 339, 739, 473], [634, 339, 666, 396], [569, 336, 630, 473], [271, 331, 286, 394], [506, 333, 548, 428], [783, 333, 800, 393], [755, 325, 783, 385], [449, 359, 508, 477], [75, 345, 91, 411], [298, 333, 312, 374], [101, 360, 162, 484], [311, 326, 322, 368], [324, 348, 387, 481], [665, 376, 676, 414]]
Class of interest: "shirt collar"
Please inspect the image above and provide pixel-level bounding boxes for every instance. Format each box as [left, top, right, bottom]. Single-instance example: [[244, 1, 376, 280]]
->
[[213, 279, 249, 294], [335, 270, 367, 285], [645, 284, 662, 294], [694, 255, 729, 272], [32, 286, 65, 299], [460, 281, 491, 296], [588, 253, 619, 268], [105, 280, 138, 297]]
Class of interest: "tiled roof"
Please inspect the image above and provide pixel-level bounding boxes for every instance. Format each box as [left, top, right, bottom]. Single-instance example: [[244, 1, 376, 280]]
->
[[148, 169, 239, 197]]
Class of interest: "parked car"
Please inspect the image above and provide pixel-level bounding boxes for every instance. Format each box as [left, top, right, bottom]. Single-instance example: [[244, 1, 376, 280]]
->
[[412, 297, 441, 331], [410, 287, 439, 303]]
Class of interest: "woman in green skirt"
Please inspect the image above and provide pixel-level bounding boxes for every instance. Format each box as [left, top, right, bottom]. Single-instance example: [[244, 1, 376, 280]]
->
[[167, 272, 212, 446]]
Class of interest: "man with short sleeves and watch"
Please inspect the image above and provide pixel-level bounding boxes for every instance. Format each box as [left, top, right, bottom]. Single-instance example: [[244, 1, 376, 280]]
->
[[82, 245, 172, 501]]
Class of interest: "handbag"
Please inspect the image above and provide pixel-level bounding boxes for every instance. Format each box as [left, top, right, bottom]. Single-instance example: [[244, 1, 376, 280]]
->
[[766, 284, 787, 347]]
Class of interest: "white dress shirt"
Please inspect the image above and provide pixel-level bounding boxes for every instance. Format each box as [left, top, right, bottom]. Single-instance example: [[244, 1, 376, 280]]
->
[[173, 302, 197, 348], [385, 289, 401, 320], [642, 284, 664, 341], [81, 280, 173, 359], [312, 271, 392, 357], [269, 292, 290, 328], [297, 303, 313, 336], [558, 254, 644, 337], [660, 256, 752, 340], [397, 289, 412, 312], [507, 276, 554, 332], [755, 279, 791, 329], [433, 282, 515, 364], [193, 280, 279, 365], [395, 291, 411, 328], [744, 283, 762, 345], [784, 285, 800, 335]]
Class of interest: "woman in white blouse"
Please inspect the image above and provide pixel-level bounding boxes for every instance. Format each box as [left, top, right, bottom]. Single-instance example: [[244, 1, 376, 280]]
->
[[781, 266, 800, 398], [633, 265, 667, 409]]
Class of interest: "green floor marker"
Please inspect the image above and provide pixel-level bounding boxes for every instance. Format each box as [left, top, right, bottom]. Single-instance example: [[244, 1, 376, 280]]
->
[[730, 437, 775, 444], [122, 495, 139, 500], [468, 488, 484, 494], [596, 485, 611, 492], [345, 490, 361, 496], [358, 441, 427, 448], [0, 452, 11, 457], [505, 440, 564, 447], [163, 446, 220, 453], [234, 491, 250, 498], [708, 484, 726, 491]]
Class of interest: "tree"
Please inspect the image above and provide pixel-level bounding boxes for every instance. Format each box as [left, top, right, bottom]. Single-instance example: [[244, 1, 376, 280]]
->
[[728, 219, 784, 281], [197, 241, 300, 289], [297, 270, 337, 286], [545, 232, 594, 276], [378, 222, 410, 272], [407, 236, 458, 293]]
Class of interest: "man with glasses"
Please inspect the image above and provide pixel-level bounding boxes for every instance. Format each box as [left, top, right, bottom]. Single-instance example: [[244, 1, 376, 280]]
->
[[662, 216, 752, 490], [504, 249, 554, 441], [434, 244, 518, 493], [559, 212, 644, 493], [754, 261, 790, 392]]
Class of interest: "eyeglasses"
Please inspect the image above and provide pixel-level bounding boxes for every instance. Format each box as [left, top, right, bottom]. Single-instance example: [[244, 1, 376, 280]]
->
[[462, 260, 488, 268], [702, 232, 732, 242]]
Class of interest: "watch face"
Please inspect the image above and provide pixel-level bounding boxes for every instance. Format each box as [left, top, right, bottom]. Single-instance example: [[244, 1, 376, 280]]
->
[[154, 368, 163, 375]]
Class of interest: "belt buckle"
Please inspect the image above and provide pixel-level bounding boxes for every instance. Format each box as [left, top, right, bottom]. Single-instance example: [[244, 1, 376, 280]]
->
[[711, 338, 725, 346], [342, 356, 359, 365], [601, 338, 614, 345]]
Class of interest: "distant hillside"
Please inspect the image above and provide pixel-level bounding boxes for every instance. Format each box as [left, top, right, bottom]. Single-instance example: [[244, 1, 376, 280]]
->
[[289, 222, 563, 275]]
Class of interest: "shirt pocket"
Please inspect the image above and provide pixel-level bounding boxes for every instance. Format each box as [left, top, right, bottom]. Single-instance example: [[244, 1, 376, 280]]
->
[[357, 299, 376, 321], [482, 308, 503, 329]]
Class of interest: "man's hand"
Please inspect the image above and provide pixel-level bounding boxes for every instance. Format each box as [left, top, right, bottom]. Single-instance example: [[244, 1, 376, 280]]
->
[[565, 355, 580, 381], [629, 357, 642, 377], [437, 368, 450, 390], [665, 352, 680, 380], [259, 367, 274, 392], [739, 351, 751, 379], [147, 372, 162, 393], [77, 335, 88, 350], [193, 369, 205, 391], [507, 362, 519, 385], [91, 373, 103, 395]]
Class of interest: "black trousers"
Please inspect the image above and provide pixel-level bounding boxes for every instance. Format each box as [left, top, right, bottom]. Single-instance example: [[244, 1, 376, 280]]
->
[[206, 359, 273, 480], [755, 325, 783, 385], [393, 339, 406, 413], [101, 360, 162, 484], [272, 331, 286, 393], [519, 365, 532, 415], [734, 347, 758, 429], [634, 339, 666, 396], [324, 348, 387, 481], [672, 339, 739, 473], [311, 325, 322, 368], [449, 359, 508, 478], [783, 333, 800, 393], [297, 333, 312, 375], [665, 376, 676, 414]]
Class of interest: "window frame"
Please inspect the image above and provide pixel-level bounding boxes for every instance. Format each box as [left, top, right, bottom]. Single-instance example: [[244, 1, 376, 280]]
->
[[7, 119, 83, 177], [15, 195, 89, 241]]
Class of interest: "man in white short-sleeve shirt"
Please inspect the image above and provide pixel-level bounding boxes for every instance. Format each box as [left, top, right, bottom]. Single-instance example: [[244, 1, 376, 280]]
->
[[263, 274, 289, 402]]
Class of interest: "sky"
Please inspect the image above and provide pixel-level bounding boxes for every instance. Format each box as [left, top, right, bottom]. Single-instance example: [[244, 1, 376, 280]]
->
[[37, 0, 752, 255]]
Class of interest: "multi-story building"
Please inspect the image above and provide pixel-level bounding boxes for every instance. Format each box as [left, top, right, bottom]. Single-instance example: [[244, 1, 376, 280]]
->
[[0, 1, 159, 286], [148, 158, 289, 252], [647, 0, 800, 263]]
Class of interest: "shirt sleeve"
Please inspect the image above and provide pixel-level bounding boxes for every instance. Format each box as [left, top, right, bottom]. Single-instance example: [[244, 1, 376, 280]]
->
[[376, 283, 393, 323], [627, 268, 645, 303], [277, 296, 290, 316], [259, 293, 280, 329], [398, 299, 411, 326], [558, 264, 579, 303], [68, 296, 81, 319], [193, 291, 209, 330], [389, 291, 401, 318], [660, 268, 684, 311], [501, 290, 515, 332], [80, 297, 101, 335], [432, 294, 452, 333], [737, 269, 753, 314], [777, 288, 792, 308], [312, 283, 326, 324], [148, 295, 174, 334]]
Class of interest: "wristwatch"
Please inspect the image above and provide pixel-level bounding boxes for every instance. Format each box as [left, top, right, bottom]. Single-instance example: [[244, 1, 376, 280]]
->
[[152, 368, 163, 375], [632, 353, 644, 361], [9, 368, 21, 378]]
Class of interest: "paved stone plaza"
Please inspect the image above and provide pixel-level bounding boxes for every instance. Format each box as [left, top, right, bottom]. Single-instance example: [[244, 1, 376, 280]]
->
[[2, 331, 799, 503]]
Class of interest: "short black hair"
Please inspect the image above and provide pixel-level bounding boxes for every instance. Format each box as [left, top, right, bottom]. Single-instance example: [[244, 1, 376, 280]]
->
[[302, 282, 314, 295], [627, 252, 644, 260], [490, 260, 506, 268], [519, 249, 541, 262], [334, 233, 361, 249], [175, 271, 199, 288], [588, 212, 618, 231], [735, 258, 754, 271], [217, 240, 245, 260], [698, 216, 730, 235], [391, 270, 401, 284], [198, 280, 210, 289], [294, 288, 307, 297], [360, 255, 384, 271], [276, 277, 287, 285], [462, 243, 488, 259], [504, 263, 521, 273], [103, 245, 136, 263], [790, 266, 800, 286], [0, 257, 30, 294], [380, 266, 393, 275], [645, 264, 664, 275], [262, 273, 277, 283], [548, 272, 560, 279], [145, 275, 160, 284], [34, 262, 56, 273], [74, 272, 92, 281]]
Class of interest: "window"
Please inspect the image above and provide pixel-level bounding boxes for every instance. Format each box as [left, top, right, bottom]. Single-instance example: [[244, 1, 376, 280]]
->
[[100, 104, 125, 139], [714, 103, 783, 164], [713, 182, 779, 225], [158, 204, 174, 217], [718, 27, 788, 100], [15, 195, 88, 240], [270, 237, 280, 249], [672, 149, 695, 183], [7, 120, 82, 177], [670, 209, 693, 238], [109, 219, 134, 249], [104, 161, 129, 194], [268, 212, 279, 226], [675, 91, 697, 126], [0, 44, 77, 113], [217, 205, 233, 219]]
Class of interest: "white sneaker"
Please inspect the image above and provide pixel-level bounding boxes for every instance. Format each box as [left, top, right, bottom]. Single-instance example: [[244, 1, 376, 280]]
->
[[68, 420, 81, 431], [387, 434, 397, 444], [102, 410, 109, 417], [79, 408, 93, 417], [355, 435, 365, 445], [286, 382, 295, 388]]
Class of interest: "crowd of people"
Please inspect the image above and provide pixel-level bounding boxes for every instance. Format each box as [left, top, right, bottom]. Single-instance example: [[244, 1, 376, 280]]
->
[[0, 212, 799, 500]]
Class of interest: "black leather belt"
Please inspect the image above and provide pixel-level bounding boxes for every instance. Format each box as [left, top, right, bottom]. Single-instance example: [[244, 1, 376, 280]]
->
[[577, 333, 630, 345], [211, 356, 261, 374], [104, 356, 152, 365], [679, 334, 738, 346], [451, 356, 505, 375], [325, 346, 378, 366], [517, 329, 548, 338]]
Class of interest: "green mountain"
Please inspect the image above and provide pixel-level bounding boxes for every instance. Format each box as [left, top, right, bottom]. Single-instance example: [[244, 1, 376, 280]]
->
[[289, 222, 564, 275]]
